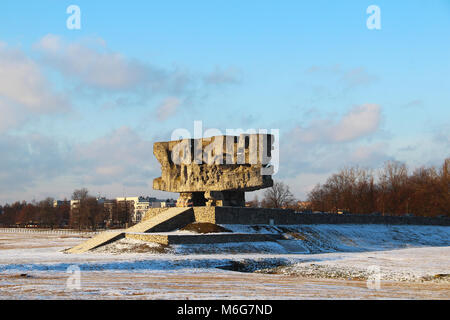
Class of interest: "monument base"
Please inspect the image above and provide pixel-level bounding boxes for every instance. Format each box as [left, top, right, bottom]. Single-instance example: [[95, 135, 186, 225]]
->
[[67, 206, 450, 253], [143, 206, 295, 225], [176, 191, 246, 207], [143, 207, 450, 226]]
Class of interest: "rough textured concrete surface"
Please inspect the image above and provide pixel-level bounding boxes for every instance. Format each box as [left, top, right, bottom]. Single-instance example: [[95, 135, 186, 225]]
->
[[67, 207, 194, 253], [153, 134, 274, 206], [66, 231, 125, 254], [142, 207, 170, 221], [125, 207, 195, 233], [192, 207, 294, 224], [125, 232, 284, 245], [194, 207, 450, 226]]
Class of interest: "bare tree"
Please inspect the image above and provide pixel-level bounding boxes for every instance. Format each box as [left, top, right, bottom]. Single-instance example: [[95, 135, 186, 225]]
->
[[246, 194, 260, 207], [72, 188, 89, 201], [439, 158, 450, 216], [39, 198, 55, 229], [71, 188, 90, 229], [85, 197, 105, 231], [262, 181, 295, 208], [379, 161, 409, 215]]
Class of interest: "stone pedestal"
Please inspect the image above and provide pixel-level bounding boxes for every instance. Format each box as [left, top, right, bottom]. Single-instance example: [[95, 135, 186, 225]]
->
[[177, 191, 246, 207], [204, 191, 245, 207], [177, 192, 206, 207]]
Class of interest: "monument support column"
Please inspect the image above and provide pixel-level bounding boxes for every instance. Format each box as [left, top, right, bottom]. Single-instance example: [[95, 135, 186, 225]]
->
[[204, 191, 245, 207], [177, 192, 206, 207]]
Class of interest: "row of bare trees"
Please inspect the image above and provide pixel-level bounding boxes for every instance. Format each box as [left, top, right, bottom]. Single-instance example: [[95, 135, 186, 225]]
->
[[250, 158, 449, 217], [69, 188, 133, 230], [307, 159, 449, 217], [70, 188, 106, 230], [247, 181, 296, 209], [0, 188, 133, 230], [0, 198, 70, 229]]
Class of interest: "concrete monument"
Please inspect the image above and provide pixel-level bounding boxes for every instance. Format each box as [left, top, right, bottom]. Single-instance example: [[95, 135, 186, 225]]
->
[[153, 134, 275, 207]]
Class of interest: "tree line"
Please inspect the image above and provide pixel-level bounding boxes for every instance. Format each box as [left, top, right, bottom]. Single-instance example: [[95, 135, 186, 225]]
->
[[306, 158, 449, 217], [1, 158, 448, 227], [0, 198, 70, 229], [250, 158, 449, 217], [0, 188, 133, 230]]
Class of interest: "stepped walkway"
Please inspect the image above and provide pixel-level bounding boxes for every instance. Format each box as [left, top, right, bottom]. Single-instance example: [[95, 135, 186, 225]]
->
[[66, 231, 124, 253], [126, 207, 194, 233], [67, 207, 194, 253]]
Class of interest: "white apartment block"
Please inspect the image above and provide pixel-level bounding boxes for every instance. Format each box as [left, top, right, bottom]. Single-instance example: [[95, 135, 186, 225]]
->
[[116, 196, 161, 223]]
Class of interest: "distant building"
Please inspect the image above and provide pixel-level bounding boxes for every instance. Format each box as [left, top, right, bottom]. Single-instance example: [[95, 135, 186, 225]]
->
[[161, 199, 176, 208], [69, 195, 171, 227], [116, 197, 137, 224], [116, 196, 163, 224], [151, 201, 162, 208], [96, 197, 106, 204], [70, 199, 80, 210], [53, 200, 67, 207], [69, 200, 81, 226], [69, 198, 104, 226], [103, 199, 117, 227]]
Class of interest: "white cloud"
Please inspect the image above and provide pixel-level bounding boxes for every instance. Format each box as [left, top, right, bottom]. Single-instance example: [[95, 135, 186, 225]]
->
[[277, 140, 393, 199], [305, 65, 378, 88], [156, 97, 181, 121], [333, 104, 381, 142], [0, 99, 23, 132], [291, 104, 381, 144], [95, 165, 125, 176], [203, 66, 241, 85], [275, 104, 388, 198], [34, 34, 189, 94], [32, 35, 243, 122], [0, 43, 68, 111], [0, 133, 69, 195], [306, 64, 341, 74], [283, 172, 331, 199], [342, 67, 378, 87], [0, 127, 163, 203], [72, 126, 158, 186], [0, 43, 70, 133], [402, 99, 424, 109], [349, 142, 390, 163]]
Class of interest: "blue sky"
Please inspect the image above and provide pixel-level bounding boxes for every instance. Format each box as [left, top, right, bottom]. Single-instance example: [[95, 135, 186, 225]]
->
[[0, 1, 449, 203]]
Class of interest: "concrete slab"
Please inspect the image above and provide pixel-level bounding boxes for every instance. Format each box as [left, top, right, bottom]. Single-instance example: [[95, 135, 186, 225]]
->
[[66, 231, 124, 254], [126, 207, 195, 233], [125, 232, 284, 245], [67, 207, 195, 253]]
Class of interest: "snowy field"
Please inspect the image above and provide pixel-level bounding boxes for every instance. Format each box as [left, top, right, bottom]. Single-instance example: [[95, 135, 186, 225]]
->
[[0, 224, 449, 299]]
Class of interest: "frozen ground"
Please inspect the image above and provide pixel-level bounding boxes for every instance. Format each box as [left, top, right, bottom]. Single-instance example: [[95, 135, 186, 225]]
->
[[0, 224, 449, 299]]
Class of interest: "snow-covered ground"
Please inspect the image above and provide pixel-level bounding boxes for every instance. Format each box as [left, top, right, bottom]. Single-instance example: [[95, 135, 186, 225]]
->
[[0, 224, 449, 299], [223, 224, 450, 253]]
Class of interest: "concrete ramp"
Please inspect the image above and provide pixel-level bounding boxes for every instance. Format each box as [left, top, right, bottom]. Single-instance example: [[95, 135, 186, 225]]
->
[[126, 207, 194, 233], [66, 231, 124, 254], [67, 207, 195, 253]]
